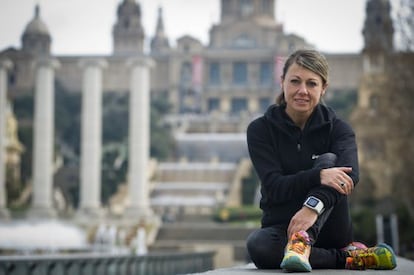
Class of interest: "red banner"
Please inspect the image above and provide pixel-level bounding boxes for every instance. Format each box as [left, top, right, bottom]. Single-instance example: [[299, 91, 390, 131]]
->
[[192, 55, 203, 88], [274, 55, 285, 85]]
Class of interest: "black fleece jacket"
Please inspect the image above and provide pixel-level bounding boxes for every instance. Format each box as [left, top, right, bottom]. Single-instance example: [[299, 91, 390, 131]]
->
[[247, 104, 359, 227]]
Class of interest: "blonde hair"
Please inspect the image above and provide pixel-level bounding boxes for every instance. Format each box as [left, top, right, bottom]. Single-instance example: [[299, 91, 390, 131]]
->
[[276, 49, 329, 105]]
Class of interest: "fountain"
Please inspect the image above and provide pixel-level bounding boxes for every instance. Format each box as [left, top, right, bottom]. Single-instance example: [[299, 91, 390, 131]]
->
[[0, 219, 88, 254]]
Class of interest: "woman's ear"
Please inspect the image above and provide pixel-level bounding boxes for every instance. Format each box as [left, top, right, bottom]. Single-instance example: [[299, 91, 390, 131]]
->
[[321, 83, 328, 96]]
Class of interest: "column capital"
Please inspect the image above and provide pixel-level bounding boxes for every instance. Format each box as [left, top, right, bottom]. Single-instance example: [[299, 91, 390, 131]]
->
[[34, 57, 60, 70], [126, 56, 155, 69], [78, 58, 108, 69], [0, 59, 13, 71]]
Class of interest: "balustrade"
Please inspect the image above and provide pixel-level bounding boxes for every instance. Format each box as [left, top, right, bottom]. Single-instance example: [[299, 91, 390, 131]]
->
[[0, 251, 214, 275]]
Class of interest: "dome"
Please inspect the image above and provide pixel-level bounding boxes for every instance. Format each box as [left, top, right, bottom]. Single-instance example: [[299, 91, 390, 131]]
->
[[23, 5, 50, 37], [21, 5, 51, 55], [117, 0, 141, 18]]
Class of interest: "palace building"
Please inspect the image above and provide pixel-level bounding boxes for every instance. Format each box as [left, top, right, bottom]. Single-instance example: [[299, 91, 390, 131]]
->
[[1, 0, 362, 117]]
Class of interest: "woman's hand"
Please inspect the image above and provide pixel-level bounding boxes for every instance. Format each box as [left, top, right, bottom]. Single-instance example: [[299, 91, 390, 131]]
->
[[287, 207, 318, 238], [320, 167, 354, 195]]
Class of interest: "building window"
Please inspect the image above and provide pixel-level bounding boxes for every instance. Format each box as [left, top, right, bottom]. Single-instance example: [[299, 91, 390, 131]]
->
[[208, 98, 220, 112], [123, 19, 130, 29], [180, 62, 192, 84], [8, 71, 16, 87], [262, 0, 271, 13], [288, 40, 296, 52], [222, 0, 230, 14], [260, 62, 272, 86], [240, 0, 253, 17], [259, 97, 272, 112], [233, 62, 248, 85], [231, 98, 247, 114], [369, 94, 379, 111], [233, 34, 256, 48], [209, 62, 221, 85]]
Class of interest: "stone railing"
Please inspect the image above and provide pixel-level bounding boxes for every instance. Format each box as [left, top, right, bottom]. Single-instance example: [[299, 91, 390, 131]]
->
[[0, 251, 214, 275]]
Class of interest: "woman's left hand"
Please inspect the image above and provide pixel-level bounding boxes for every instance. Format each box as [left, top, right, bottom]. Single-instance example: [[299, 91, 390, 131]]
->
[[287, 207, 318, 238]]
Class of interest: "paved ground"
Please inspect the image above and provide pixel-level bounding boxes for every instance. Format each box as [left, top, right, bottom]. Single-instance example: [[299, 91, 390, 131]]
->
[[193, 257, 414, 274]]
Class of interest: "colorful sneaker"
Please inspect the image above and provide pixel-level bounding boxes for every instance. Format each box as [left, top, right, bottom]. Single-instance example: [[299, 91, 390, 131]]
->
[[345, 243, 397, 270], [280, 230, 312, 272]]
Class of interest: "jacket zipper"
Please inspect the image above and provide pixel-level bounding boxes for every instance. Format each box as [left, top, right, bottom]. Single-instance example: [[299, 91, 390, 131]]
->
[[297, 131, 302, 152]]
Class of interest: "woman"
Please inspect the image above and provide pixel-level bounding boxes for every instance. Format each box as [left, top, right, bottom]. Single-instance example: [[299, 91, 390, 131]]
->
[[246, 49, 396, 272]]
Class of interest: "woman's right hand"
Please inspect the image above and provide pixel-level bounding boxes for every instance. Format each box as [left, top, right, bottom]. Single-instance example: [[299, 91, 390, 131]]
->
[[320, 167, 354, 195]]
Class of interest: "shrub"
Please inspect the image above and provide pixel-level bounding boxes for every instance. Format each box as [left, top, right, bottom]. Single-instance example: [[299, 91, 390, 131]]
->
[[213, 206, 262, 223]]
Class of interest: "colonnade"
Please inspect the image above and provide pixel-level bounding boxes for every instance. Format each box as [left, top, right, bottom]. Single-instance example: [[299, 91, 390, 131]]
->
[[0, 60, 12, 218], [0, 57, 153, 220]]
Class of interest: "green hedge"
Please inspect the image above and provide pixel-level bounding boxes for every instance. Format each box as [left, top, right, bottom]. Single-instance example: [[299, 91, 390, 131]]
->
[[213, 206, 262, 222]]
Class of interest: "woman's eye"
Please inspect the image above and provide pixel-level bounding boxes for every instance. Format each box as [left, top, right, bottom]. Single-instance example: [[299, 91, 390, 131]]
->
[[290, 79, 300, 84], [308, 81, 318, 87]]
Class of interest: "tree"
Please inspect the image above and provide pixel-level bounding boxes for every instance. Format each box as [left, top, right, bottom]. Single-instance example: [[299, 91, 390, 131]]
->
[[394, 0, 414, 51], [387, 53, 414, 219], [385, 0, 414, 218]]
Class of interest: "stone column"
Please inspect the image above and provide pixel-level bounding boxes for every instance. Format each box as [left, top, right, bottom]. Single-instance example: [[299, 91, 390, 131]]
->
[[124, 57, 154, 219], [0, 59, 12, 219], [27, 58, 60, 219], [77, 59, 107, 219]]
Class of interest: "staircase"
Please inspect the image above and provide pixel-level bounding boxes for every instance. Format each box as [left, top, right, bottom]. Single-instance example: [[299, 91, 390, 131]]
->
[[150, 159, 254, 268], [150, 161, 238, 217]]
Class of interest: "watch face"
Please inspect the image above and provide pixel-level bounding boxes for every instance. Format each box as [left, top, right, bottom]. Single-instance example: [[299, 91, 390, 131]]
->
[[307, 197, 319, 207]]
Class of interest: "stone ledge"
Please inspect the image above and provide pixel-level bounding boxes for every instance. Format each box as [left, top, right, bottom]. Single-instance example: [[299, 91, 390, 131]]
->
[[192, 257, 414, 274]]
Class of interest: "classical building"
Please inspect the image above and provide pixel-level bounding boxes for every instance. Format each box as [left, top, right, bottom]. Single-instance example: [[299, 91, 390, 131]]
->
[[0, 0, 367, 217], [1, 0, 362, 117]]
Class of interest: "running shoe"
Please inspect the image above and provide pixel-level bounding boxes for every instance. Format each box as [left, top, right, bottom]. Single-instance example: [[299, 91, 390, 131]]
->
[[345, 243, 397, 270], [280, 230, 312, 272]]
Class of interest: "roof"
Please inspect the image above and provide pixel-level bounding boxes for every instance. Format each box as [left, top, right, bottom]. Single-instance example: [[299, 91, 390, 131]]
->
[[23, 5, 50, 37]]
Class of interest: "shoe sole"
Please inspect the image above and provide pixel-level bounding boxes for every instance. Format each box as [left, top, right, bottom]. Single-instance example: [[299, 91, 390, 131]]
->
[[280, 255, 312, 272]]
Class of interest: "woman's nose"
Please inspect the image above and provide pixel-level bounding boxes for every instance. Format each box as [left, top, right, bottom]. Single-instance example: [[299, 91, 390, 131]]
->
[[298, 83, 308, 94]]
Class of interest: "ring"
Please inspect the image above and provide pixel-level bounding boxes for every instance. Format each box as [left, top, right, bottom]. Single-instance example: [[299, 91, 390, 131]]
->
[[339, 182, 345, 188]]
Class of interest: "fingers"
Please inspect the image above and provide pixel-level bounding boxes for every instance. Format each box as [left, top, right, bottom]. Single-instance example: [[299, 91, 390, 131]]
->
[[336, 173, 353, 195], [320, 167, 354, 195], [338, 167, 352, 173], [287, 208, 317, 238]]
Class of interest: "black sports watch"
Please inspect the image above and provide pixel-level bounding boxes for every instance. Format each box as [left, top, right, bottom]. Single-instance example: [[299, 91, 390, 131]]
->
[[303, 196, 325, 215]]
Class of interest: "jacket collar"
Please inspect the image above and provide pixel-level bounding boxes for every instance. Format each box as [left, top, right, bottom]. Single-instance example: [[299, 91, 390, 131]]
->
[[264, 104, 335, 135]]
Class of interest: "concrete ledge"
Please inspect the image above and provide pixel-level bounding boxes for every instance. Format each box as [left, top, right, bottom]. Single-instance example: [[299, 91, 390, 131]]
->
[[193, 257, 414, 274]]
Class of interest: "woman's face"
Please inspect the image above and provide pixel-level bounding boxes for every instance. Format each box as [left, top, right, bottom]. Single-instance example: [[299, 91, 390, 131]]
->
[[281, 62, 327, 119]]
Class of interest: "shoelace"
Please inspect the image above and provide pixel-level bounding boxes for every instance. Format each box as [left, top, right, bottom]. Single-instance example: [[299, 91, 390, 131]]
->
[[348, 249, 377, 269], [289, 239, 307, 255]]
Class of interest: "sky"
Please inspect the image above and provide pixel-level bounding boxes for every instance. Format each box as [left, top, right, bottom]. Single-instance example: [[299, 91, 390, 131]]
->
[[0, 0, 370, 55]]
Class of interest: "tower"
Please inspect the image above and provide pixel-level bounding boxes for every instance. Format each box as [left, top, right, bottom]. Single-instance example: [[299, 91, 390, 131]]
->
[[113, 0, 145, 55], [220, 0, 275, 22], [150, 7, 170, 53], [362, 0, 394, 74], [350, 0, 396, 203], [210, 0, 284, 49], [362, 0, 394, 54], [21, 5, 51, 56]]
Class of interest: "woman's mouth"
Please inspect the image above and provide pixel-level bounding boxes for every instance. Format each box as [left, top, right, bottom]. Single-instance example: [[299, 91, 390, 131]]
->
[[294, 98, 309, 104]]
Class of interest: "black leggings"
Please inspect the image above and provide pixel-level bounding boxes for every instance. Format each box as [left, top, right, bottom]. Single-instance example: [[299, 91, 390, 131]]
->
[[246, 153, 353, 269]]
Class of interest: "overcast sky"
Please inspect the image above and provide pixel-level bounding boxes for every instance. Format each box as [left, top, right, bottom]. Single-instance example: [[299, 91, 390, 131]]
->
[[0, 0, 370, 55]]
